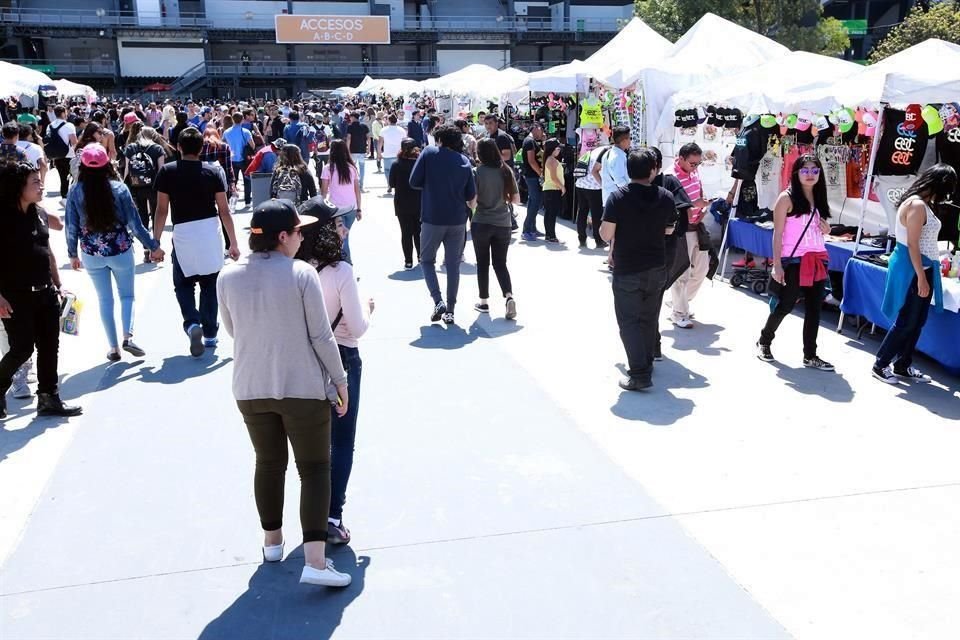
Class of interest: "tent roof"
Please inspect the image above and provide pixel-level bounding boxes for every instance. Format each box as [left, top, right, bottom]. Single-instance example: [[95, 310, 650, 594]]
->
[[422, 63, 527, 97], [585, 17, 672, 88], [525, 59, 593, 94], [0, 61, 53, 98], [53, 78, 97, 101]]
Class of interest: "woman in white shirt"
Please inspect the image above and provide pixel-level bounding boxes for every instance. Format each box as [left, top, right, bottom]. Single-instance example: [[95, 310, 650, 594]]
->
[[296, 196, 373, 546]]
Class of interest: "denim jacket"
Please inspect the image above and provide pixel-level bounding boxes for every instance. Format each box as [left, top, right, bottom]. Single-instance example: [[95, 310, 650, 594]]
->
[[65, 180, 159, 259]]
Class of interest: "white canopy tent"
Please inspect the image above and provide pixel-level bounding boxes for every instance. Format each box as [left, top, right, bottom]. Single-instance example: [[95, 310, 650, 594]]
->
[[53, 78, 98, 102], [0, 61, 53, 99], [422, 64, 527, 97], [638, 14, 790, 147], [526, 59, 593, 94], [584, 17, 672, 89], [654, 51, 863, 142]]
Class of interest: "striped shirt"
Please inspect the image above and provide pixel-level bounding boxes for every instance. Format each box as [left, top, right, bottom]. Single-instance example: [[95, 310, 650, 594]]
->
[[199, 141, 234, 188], [674, 160, 702, 218]]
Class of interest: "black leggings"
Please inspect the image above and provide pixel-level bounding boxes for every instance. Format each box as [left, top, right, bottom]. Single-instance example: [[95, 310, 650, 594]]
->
[[130, 186, 157, 239], [542, 189, 562, 240], [471, 222, 512, 299], [0, 289, 61, 395], [759, 262, 826, 359], [397, 213, 421, 264], [576, 187, 603, 243], [54, 158, 71, 198]]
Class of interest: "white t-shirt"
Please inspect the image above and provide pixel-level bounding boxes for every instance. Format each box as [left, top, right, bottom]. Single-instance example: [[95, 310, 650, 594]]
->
[[16, 140, 44, 168], [379, 125, 406, 158], [49, 118, 77, 158]]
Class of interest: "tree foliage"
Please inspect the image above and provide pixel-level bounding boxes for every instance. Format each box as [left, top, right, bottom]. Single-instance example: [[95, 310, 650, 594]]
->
[[634, 0, 850, 57], [869, 1, 960, 63]]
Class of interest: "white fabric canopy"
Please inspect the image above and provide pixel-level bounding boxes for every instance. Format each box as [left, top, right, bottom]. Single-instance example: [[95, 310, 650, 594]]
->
[[654, 51, 862, 141], [527, 59, 593, 94], [584, 17, 671, 89], [422, 64, 527, 98], [53, 78, 97, 101], [789, 39, 960, 113], [639, 13, 790, 145], [0, 61, 53, 99]]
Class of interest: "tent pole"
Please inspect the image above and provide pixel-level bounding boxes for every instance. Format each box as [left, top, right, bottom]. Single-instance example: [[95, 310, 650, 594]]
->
[[716, 178, 742, 282], [837, 103, 886, 333]]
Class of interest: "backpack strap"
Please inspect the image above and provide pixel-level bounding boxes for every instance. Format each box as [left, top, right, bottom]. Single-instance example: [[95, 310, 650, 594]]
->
[[331, 308, 343, 331]]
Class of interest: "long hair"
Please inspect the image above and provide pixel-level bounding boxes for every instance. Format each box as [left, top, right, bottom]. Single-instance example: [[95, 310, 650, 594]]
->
[[301, 220, 343, 271], [76, 122, 101, 153], [543, 138, 561, 164], [276, 144, 307, 175], [139, 126, 174, 155], [77, 163, 120, 232], [0, 161, 39, 214], [787, 154, 831, 219], [897, 163, 958, 206], [477, 138, 516, 203], [328, 139, 355, 185], [127, 120, 143, 143]]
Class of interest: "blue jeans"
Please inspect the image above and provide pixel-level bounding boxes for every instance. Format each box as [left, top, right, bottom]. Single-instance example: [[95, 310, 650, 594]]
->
[[523, 176, 543, 234], [81, 249, 136, 349], [329, 345, 361, 520], [875, 268, 933, 371], [172, 250, 219, 338], [341, 210, 356, 263], [420, 222, 466, 312], [383, 157, 396, 186], [351, 153, 366, 189]]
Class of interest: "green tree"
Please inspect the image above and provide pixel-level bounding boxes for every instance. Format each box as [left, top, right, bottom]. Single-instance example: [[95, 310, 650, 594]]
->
[[634, 0, 850, 57], [869, 1, 960, 63]]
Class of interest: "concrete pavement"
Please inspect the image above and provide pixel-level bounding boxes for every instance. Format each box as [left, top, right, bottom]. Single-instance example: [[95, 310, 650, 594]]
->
[[1, 166, 958, 639]]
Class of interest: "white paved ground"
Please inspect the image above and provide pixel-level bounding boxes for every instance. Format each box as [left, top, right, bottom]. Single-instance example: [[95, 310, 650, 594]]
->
[[1, 166, 958, 639]]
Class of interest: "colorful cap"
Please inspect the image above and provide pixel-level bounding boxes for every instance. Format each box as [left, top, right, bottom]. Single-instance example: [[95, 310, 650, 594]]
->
[[123, 112, 140, 125], [80, 143, 110, 169]]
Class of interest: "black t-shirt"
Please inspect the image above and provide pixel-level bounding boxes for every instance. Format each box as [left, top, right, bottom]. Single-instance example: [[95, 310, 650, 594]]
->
[[493, 130, 515, 166], [170, 123, 189, 149], [0, 205, 52, 293], [154, 160, 225, 225], [346, 122, 370, 154], [388, 157, 421, 216], [270, 116, 284, 141], [601, 183, 678, 275], [655, 173, 693, 235], [732, 120, 767, 181], [874, 108, 929, 176], [520, 135, 542, 179], [123, 141, 165, 182]]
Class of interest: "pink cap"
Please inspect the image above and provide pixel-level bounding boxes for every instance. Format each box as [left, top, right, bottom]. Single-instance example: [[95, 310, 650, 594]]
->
[[123, 112, 140, 125], [80, 143, 110, 169]]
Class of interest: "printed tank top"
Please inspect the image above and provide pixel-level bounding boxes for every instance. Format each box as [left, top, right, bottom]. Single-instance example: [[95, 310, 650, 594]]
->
[[896, 196, 942, 262]]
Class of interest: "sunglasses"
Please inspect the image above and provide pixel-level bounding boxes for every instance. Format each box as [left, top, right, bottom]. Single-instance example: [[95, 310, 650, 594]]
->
[[799, 167, 821, 177], [687, 160, 702, 167]]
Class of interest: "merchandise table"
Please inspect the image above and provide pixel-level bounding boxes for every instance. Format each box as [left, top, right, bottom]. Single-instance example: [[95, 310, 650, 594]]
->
[[727, 219, 884, 271], [840, 258, 960, 374]]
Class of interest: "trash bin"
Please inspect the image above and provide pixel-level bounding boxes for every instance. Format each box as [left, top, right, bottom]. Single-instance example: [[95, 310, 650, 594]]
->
[[250, 173, 273, 209]]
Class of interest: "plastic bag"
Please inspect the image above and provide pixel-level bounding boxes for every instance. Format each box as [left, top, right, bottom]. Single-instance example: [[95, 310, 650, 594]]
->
[[59, 293, 82, 336]]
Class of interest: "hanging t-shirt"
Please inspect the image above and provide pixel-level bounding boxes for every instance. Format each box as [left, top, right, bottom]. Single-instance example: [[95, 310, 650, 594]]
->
[[731, 120, 767, 181], [756, 153, 783, 211], [873, 108, 929, 176], [580, 96, 603, 129]]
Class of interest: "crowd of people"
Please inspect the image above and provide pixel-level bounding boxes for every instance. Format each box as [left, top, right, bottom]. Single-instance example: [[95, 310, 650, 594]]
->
[[0, 90, 955, 590]]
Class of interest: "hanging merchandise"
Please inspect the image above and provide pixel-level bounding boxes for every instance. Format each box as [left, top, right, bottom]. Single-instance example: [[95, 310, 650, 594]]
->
[[731, 116, 768, 181], [580, 93, 603, 129], [922, 104, 944, 135], [756, 140, 783, 212], [940, 103, 960, 132], [874, 107, 930, 176], [817, 144, 849, 211], [629, 92, 644, 148]]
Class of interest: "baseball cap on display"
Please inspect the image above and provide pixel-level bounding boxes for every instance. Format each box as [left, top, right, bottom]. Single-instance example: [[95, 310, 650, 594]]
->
[[298, 195, 354, 225], [250, 199, 318, 235], [80, 143, 110, 168]]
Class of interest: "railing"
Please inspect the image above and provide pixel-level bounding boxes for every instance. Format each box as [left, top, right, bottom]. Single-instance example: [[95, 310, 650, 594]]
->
[[0, 7, 626, 32], [5, 58, 117, 76], [204, 61, 438, 77], [168, 62, 208, 93]]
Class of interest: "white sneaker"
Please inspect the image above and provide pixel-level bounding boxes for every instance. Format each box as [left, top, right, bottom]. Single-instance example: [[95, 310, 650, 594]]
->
[[300, 559, 352, 587], [11, 380, 32, 399], [671, 313, 694, 329], [262, 541, 284, 563]]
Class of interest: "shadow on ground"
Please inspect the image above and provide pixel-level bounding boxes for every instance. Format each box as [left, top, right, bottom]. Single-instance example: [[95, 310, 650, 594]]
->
[[198, 545, 368, 640], [410, 319, 523, 350], [610, 360, 708, 426]]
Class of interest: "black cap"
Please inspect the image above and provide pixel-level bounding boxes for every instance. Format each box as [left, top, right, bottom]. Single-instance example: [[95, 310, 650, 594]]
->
[[297, 195, 354, 226], [250, 199, 317, 235]]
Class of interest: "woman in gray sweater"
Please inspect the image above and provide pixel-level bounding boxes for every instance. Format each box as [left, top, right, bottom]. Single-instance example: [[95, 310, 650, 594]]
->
[[217, 199, 351, 589]]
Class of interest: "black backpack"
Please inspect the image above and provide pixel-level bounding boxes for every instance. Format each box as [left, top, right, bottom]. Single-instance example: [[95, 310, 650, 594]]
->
[[43, 122, 69, 160], [127, 144, 157, 187]]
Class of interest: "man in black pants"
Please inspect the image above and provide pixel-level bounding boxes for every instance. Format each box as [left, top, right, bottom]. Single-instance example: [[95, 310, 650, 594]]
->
[[600, 149, 679, 391], [47, 105, 77, 201]]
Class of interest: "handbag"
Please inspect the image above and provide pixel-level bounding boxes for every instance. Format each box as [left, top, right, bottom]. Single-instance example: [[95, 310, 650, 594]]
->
[[766, 208, 817, 297]]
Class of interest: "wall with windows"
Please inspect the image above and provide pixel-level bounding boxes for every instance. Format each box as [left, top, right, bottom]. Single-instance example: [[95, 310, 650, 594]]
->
[[44, 38, 116, 61]]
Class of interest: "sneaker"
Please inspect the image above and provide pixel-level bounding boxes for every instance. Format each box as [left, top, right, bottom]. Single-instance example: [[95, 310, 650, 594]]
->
[[756, 341, 774, 362], [595, 240, 609, 249], [653, 344, 663, 361], [872, 364, 899, 384], [803, 356, 835, 372], [618, 376, 652, 391], [442, 312, 455, 325], [430, 301, 446, 323], [107, 350, 122, 362], [545, 237, 561, 244], [187, 324, 205, 357], [474, 302, 489, 313], [300, 559, 352, 588], [534, 230, 545, 237], [327, 521, 351, 545], [11, 379, 32, 399], [505, 297, 517, 320], [404, 262, 413, 270], [521, 232, 537, 242], [893, 366, 932, 383], [122, 339, 146, 357], [578, 239, 587, 248], [671, 313, 694, 329], [262, 540, 284, 562], [203, 337, 219, 349]]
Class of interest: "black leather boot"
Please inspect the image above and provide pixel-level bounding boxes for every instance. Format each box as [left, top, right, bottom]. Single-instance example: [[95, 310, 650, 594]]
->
[[36, 393, 82, 417]]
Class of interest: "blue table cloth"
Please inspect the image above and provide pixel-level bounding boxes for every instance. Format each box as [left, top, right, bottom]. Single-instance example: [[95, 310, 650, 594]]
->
[[729, 220, 884, 273], [841, 258, 960, 374]]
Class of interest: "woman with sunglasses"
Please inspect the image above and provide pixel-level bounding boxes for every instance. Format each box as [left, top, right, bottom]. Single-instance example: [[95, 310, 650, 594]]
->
[[756, 155, 834, 371]]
